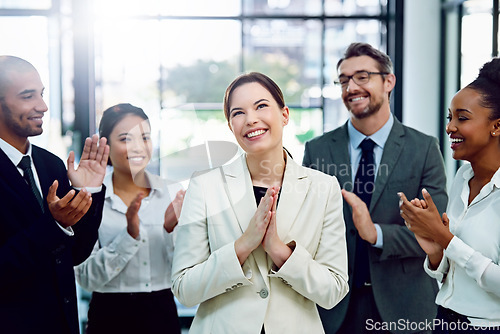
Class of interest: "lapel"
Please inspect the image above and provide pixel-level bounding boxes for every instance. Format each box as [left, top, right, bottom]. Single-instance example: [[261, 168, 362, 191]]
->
[[369, 118, 405, 210], [276, 156, 310, 241], [222, 154, 257, 234], [329, 123, 353, 190], [0, 147, 44, 215]]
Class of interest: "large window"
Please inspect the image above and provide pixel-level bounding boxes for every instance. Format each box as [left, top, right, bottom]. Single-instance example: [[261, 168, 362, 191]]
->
[[92, 0, 388, 171]]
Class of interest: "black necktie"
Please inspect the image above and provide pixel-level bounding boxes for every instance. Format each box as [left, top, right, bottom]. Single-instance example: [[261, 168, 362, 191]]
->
[[353, 138, 375, 288], [18, 155, 44, 213]]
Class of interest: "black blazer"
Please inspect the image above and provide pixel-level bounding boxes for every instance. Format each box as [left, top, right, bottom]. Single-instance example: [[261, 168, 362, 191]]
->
[[0, 145, 105, 334]]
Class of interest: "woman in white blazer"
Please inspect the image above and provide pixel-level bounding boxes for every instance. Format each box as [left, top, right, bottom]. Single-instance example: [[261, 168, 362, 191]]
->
[[172, 72, 349, 333]]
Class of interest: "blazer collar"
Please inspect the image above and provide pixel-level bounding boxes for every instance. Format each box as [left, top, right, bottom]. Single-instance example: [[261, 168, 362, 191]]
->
[[328, 123, 352, 190], [369, 117, 405, 210], [328, 118, 405, 211], [0, 146, 47, 214], [221, 152, 311, 240]]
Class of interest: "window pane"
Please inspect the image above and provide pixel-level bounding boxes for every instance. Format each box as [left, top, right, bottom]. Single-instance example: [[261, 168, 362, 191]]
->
[[325, 0, 385, 16], [93, 0, 240, 17], [0, 16, 62, 152], [461, 0, 492, 86], [323, 19, 385, 132], [244, 0, 322, 16], [243, 19, 323, 106], [159, 0, 240, 16], [0, 0, 51, 9], [160, 20, 241, 106]]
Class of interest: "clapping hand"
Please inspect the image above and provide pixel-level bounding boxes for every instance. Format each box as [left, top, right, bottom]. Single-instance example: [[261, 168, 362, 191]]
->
[[67, 134, 110, 188], [47, 181, 92, 228], [126, 192, 143, 239], [164, 189, 186, 233], [399, 189, 452, 265]]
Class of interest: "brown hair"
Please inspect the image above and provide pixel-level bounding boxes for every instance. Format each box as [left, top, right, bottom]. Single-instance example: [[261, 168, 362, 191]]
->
[[223, 72, 285, 121]]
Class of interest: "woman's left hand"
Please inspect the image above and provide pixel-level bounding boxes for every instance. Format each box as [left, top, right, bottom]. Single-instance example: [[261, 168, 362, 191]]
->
[[399, 189, 453, 249], [262, 186, 292, 268]]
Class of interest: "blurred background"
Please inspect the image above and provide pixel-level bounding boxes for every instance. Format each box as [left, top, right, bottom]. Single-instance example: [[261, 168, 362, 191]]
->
[[0, 0, 496, 331]]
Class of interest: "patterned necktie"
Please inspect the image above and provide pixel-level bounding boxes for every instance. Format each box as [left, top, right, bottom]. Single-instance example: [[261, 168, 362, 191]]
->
[[353, 138, 375, 288], [18, 155, 44, 213]]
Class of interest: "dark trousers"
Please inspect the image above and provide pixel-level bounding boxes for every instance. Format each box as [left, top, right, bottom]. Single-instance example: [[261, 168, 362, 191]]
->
[[337, 285, 389, 334], [86, 289, 181, 334], [433, 306, 500, 334]]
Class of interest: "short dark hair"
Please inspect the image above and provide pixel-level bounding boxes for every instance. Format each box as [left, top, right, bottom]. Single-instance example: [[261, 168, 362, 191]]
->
[[98, 103, 150, 165], [467, 57, 500, 120], [336, 42, 393, 74], [0, 56, 37, 99], [223, 72, 285, 121]]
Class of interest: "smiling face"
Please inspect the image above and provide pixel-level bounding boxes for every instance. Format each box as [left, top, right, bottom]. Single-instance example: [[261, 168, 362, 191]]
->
[[0, 69, 48, 152], [338, 55, 394, 120], [227, 82, 289, 157], [108, 114, 152, 176], [446, 87, 500, 163]]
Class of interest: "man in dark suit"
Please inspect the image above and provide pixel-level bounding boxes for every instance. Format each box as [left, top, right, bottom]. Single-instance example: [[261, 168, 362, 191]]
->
[[303, 43, 448, 333], [0, 56, 109, 334]]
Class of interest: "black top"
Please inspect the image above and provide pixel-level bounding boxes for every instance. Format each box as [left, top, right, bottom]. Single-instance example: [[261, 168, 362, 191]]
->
[[253, 186, 281, 207]]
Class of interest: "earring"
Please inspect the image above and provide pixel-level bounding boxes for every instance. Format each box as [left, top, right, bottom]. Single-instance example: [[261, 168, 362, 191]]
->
[[493, 132, 497, 135]]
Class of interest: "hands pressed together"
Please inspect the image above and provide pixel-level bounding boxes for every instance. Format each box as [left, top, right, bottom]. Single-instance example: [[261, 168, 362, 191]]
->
[[235, 186, 292, 268], [47, 134, 109, 228], [398, 189, 454, 268]]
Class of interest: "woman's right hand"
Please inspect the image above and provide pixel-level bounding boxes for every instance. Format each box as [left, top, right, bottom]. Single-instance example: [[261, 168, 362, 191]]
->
[[400, 192, 448, 268], [126, 192, 144, 239], [234, 187, 278, 265]]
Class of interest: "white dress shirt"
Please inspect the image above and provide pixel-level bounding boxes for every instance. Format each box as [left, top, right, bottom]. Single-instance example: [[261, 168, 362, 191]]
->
[[75, 171, 181, 293], [424, 163, 500, 327], [347, 114, 394, 247]]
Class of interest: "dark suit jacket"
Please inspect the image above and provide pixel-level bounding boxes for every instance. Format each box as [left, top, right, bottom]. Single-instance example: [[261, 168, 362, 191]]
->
[[0, 145, 105, 334], [303, 118, 448, 334]]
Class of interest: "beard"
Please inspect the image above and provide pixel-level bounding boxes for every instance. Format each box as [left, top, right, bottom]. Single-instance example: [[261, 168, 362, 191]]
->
[[344, 94, 384, 120], [0, 100, 43, 138]]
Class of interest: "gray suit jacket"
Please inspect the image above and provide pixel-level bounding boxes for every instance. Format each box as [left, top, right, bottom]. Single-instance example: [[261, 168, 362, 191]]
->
[[303, 118, 447, 334]]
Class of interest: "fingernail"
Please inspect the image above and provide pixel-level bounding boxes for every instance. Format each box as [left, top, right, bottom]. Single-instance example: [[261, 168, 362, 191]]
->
[[423, 188, 428, 194]]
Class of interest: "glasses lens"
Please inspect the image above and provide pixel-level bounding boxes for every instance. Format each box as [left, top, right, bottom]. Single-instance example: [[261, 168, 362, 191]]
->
[[353, 72, 369, 85], [338, 76, 349, 86]]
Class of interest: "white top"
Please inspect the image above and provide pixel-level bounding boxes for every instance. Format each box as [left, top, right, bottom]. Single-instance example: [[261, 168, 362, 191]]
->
[[75, 171, 181, 293], [424, 163, 500, 327]]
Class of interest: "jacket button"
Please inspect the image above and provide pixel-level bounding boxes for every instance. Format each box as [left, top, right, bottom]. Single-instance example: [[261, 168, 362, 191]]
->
[[259, 288, 269, 299]]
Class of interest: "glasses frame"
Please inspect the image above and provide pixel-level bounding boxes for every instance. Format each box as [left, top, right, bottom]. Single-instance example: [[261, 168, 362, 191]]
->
[[334, 71, 389, 89]]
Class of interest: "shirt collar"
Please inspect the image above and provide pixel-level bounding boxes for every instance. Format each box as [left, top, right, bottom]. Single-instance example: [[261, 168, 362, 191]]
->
[[460, 163, 500, 189], [104, 169, 163, 199], [0, 137, 32, 166], [347, 113, 394, 149]]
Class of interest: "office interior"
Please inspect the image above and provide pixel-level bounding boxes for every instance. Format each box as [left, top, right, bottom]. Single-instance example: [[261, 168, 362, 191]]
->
[[0, 0, 496, 331]]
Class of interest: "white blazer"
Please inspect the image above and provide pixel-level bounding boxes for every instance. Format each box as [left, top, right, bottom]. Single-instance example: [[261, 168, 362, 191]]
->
[[172, 153, 349, 334]]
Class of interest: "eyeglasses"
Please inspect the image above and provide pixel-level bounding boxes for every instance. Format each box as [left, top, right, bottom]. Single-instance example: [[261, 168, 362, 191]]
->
[[334, 71, 388, 89]]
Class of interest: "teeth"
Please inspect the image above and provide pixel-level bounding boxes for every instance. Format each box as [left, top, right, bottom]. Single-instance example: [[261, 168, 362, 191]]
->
[[350, 97, 366, 102], [247, 129, 266, 138], [450, 138, 464, 143], [128, 157, 144, 161]]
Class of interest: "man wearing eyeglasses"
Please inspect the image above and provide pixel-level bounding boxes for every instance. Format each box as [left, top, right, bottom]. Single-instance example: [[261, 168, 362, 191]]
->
[[303, 43, 448, 333]]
